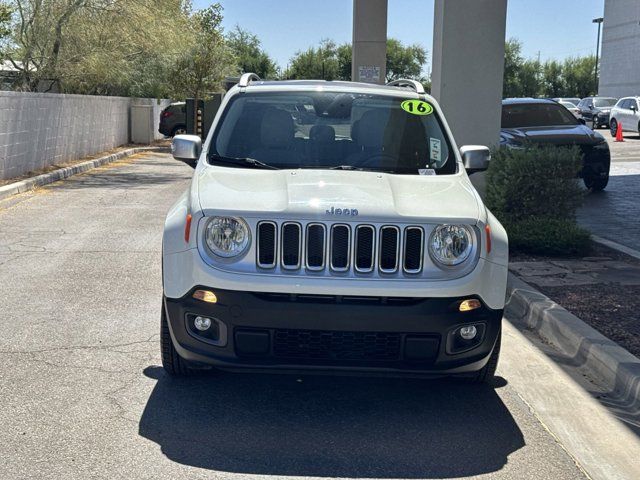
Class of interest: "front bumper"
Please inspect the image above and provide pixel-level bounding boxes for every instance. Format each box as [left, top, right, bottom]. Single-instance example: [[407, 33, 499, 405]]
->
[[164, 288, 503, 376]]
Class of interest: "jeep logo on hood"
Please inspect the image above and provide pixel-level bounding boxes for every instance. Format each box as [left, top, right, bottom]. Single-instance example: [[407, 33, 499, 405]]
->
[[326, 206, 359, 216]]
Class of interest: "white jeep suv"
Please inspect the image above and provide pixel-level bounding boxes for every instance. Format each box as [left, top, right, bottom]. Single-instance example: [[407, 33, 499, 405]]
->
[[162, 74, 508, 382]]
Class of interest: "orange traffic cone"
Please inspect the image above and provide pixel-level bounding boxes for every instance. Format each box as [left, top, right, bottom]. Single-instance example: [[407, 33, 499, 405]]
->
[[616, 121, 625, 142]]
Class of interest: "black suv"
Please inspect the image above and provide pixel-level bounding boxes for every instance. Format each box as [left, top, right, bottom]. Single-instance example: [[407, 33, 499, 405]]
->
[[159, 102, 187, 137], [501, 99, 611, 191], [576, 97, 617, 129]]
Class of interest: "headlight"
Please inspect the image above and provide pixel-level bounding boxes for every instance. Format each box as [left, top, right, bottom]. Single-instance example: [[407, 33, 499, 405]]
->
[[204, 216, 250, 258], [429, 225, 473, 266]]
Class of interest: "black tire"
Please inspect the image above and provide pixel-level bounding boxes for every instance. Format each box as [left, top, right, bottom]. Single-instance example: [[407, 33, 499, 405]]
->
[[592, 118, 599, 130], [468, 330, 501, 384], [161, 301, 196, 376], [610, 119, 618, 138], [584, 170, 610, 192], [171, 125, 187, 137]]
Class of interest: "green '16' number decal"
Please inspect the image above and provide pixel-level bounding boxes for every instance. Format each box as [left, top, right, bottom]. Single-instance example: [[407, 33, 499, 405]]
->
[[401, 100, 433, 116]]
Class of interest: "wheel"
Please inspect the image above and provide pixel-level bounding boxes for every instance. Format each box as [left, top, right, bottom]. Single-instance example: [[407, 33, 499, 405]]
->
[[584, 170, 609, 192], [161, 300, 196, 376], [469, 329, 501, 384], [610, 119, 618, 137], [171, 125, 187, 137]]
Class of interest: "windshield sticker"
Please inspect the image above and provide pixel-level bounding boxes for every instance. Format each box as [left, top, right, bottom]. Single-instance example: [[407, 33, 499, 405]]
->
[[429, 138, 441, 162], [419, 168, 436, 176], [401, 99, 433, 116]]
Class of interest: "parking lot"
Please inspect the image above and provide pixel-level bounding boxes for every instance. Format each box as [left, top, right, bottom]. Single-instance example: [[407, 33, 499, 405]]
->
[[579, 132, 640, 251], [1, 152, 639, 479]]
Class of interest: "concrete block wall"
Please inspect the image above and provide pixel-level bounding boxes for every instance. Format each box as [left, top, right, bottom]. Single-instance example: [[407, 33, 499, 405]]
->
[[0, 92, 171, 180]]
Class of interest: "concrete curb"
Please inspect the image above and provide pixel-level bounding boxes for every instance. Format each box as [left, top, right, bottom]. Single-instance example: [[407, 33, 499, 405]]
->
[[0, 146, 169, 202], [591, 234, 640, 261], [506, 272, 640, 411]]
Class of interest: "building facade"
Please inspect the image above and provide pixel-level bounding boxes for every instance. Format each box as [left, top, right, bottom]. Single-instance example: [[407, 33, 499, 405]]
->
[[599, 0, 640, 97]]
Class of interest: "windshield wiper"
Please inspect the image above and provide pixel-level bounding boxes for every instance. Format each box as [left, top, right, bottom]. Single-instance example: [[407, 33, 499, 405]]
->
[[209, 154, 279, 170], [329, 165, 364, 171]]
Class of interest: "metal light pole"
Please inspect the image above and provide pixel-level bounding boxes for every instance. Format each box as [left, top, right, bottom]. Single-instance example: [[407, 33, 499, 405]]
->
[[593, 17, 604, 95]]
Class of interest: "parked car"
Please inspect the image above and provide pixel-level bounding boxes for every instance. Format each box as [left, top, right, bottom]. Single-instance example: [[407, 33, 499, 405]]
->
[[162, 74, 509, 382], [558, 100, 580, 118], [501, 98, 611, 191], [609, 96, 640, 137], [159, 102, 187, 137], [576, 97, 617, 129]]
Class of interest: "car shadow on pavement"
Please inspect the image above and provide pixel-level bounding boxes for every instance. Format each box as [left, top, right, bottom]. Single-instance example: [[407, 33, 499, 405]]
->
[[138, 366, 523, 478]]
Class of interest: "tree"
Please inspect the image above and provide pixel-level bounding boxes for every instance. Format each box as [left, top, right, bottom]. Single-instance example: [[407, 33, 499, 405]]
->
[[503, 38, 523, 98], [287, 39, 340, 80], [562, 56, 596, 97], [541, 60, 565, 97], [287, 38, 427, 82], [169, 4, 234, 124], [226, 25, 277, 79], [2, 0, 195, 96], [385, 38, 427, 82]]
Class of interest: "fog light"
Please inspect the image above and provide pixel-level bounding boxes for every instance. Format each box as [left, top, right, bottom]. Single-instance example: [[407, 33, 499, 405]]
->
[[192, 289, 217, 303], [459, 299, 481, 312], [194, 316, 212, 331], [460, 325, 477, 340]]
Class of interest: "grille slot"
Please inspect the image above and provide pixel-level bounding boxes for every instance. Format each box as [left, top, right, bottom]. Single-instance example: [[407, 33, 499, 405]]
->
[[355, 225, 375, 272], [281, 222, 301, 269], [273, 329, 402, 361], [305, 223, 326, 270], [403, 227, 424, 273], [257, 222, 277, 268], [379, 226, 400, 273], [330, 224, 351, 271]]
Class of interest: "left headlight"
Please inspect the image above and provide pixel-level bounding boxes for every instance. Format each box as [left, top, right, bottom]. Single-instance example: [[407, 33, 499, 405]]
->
[[429, 225, 474, 267], [204, 216, 250, 258]]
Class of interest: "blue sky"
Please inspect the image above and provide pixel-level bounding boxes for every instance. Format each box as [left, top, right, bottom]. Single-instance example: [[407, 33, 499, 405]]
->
[[193, 0, 605, 71]]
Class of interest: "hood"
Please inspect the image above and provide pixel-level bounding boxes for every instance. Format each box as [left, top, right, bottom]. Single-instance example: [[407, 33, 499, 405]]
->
[[501, 124, 604, 146], [196, 167, 481, 224]]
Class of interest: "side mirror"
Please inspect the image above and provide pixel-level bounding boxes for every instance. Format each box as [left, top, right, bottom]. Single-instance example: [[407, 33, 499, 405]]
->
[[631, 105, 638, 112], [171, 134, 202, 169], [589, 104, 595, 109], [579, 118, 586, 125], [461, 145, 490, 174]]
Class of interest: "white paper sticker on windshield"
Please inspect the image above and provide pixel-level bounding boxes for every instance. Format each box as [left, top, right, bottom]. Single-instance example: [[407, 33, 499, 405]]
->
[[419, 168, 436, 176], [430, 138, 441, 162]]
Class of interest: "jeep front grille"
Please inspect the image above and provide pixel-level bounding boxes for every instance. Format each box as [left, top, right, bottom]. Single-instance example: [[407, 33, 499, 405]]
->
[[257, 221, 425, 275]]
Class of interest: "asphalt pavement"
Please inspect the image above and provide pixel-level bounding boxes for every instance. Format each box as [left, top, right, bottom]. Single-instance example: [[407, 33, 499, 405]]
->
[[0, 152, 628, 479]]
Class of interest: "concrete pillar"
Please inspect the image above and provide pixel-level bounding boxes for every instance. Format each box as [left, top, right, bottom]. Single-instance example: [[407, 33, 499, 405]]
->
[[352, 0, 388, 84], [432, 0, 508, 148]]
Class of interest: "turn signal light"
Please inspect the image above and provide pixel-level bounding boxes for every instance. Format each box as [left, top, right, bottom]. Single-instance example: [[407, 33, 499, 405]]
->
[[185, 213, 192, 243], [192, 289, 218, 304], [459, 299, 481, 312], [485, 224, 492, 254]]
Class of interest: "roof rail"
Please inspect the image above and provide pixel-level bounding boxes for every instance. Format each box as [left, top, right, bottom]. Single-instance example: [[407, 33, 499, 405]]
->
[[386, 79, 426, 95], [238, 73, 261, 87]]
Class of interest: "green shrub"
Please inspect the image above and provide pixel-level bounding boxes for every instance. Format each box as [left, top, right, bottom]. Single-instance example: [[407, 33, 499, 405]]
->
[[486, 145, 590, 256], [486, 145, 584, 223], [505, 217, 591, 257]]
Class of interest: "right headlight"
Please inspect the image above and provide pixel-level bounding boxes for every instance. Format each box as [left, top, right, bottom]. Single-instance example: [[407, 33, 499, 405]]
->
[[204, 216, 250, 258], [429, 225, 474, 267]]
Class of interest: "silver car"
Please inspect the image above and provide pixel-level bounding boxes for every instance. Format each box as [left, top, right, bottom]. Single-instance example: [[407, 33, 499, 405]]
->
[[610, 97, 640, 137]]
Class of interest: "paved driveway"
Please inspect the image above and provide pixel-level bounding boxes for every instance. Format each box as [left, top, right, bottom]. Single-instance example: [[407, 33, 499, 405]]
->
[[578, 134, 640, 251], [0, 152, 631, 479]]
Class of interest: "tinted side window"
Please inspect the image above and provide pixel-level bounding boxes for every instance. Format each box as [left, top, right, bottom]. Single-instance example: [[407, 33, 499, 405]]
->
[[632, 100, 639, 110], [619, 99, 630, 109]]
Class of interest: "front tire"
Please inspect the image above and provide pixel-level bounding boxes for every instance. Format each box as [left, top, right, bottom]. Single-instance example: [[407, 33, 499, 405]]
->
[[469, 330, 501, 384], [161, 301, 196, 376], [610, 119, 618, 137], [584, 171, 609, 191]]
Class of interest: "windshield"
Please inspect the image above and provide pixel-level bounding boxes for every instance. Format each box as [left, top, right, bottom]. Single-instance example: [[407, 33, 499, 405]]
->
[[593, 98, 617, 108], [209, 91, 455, 175], [501, 103, 580, 128]]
